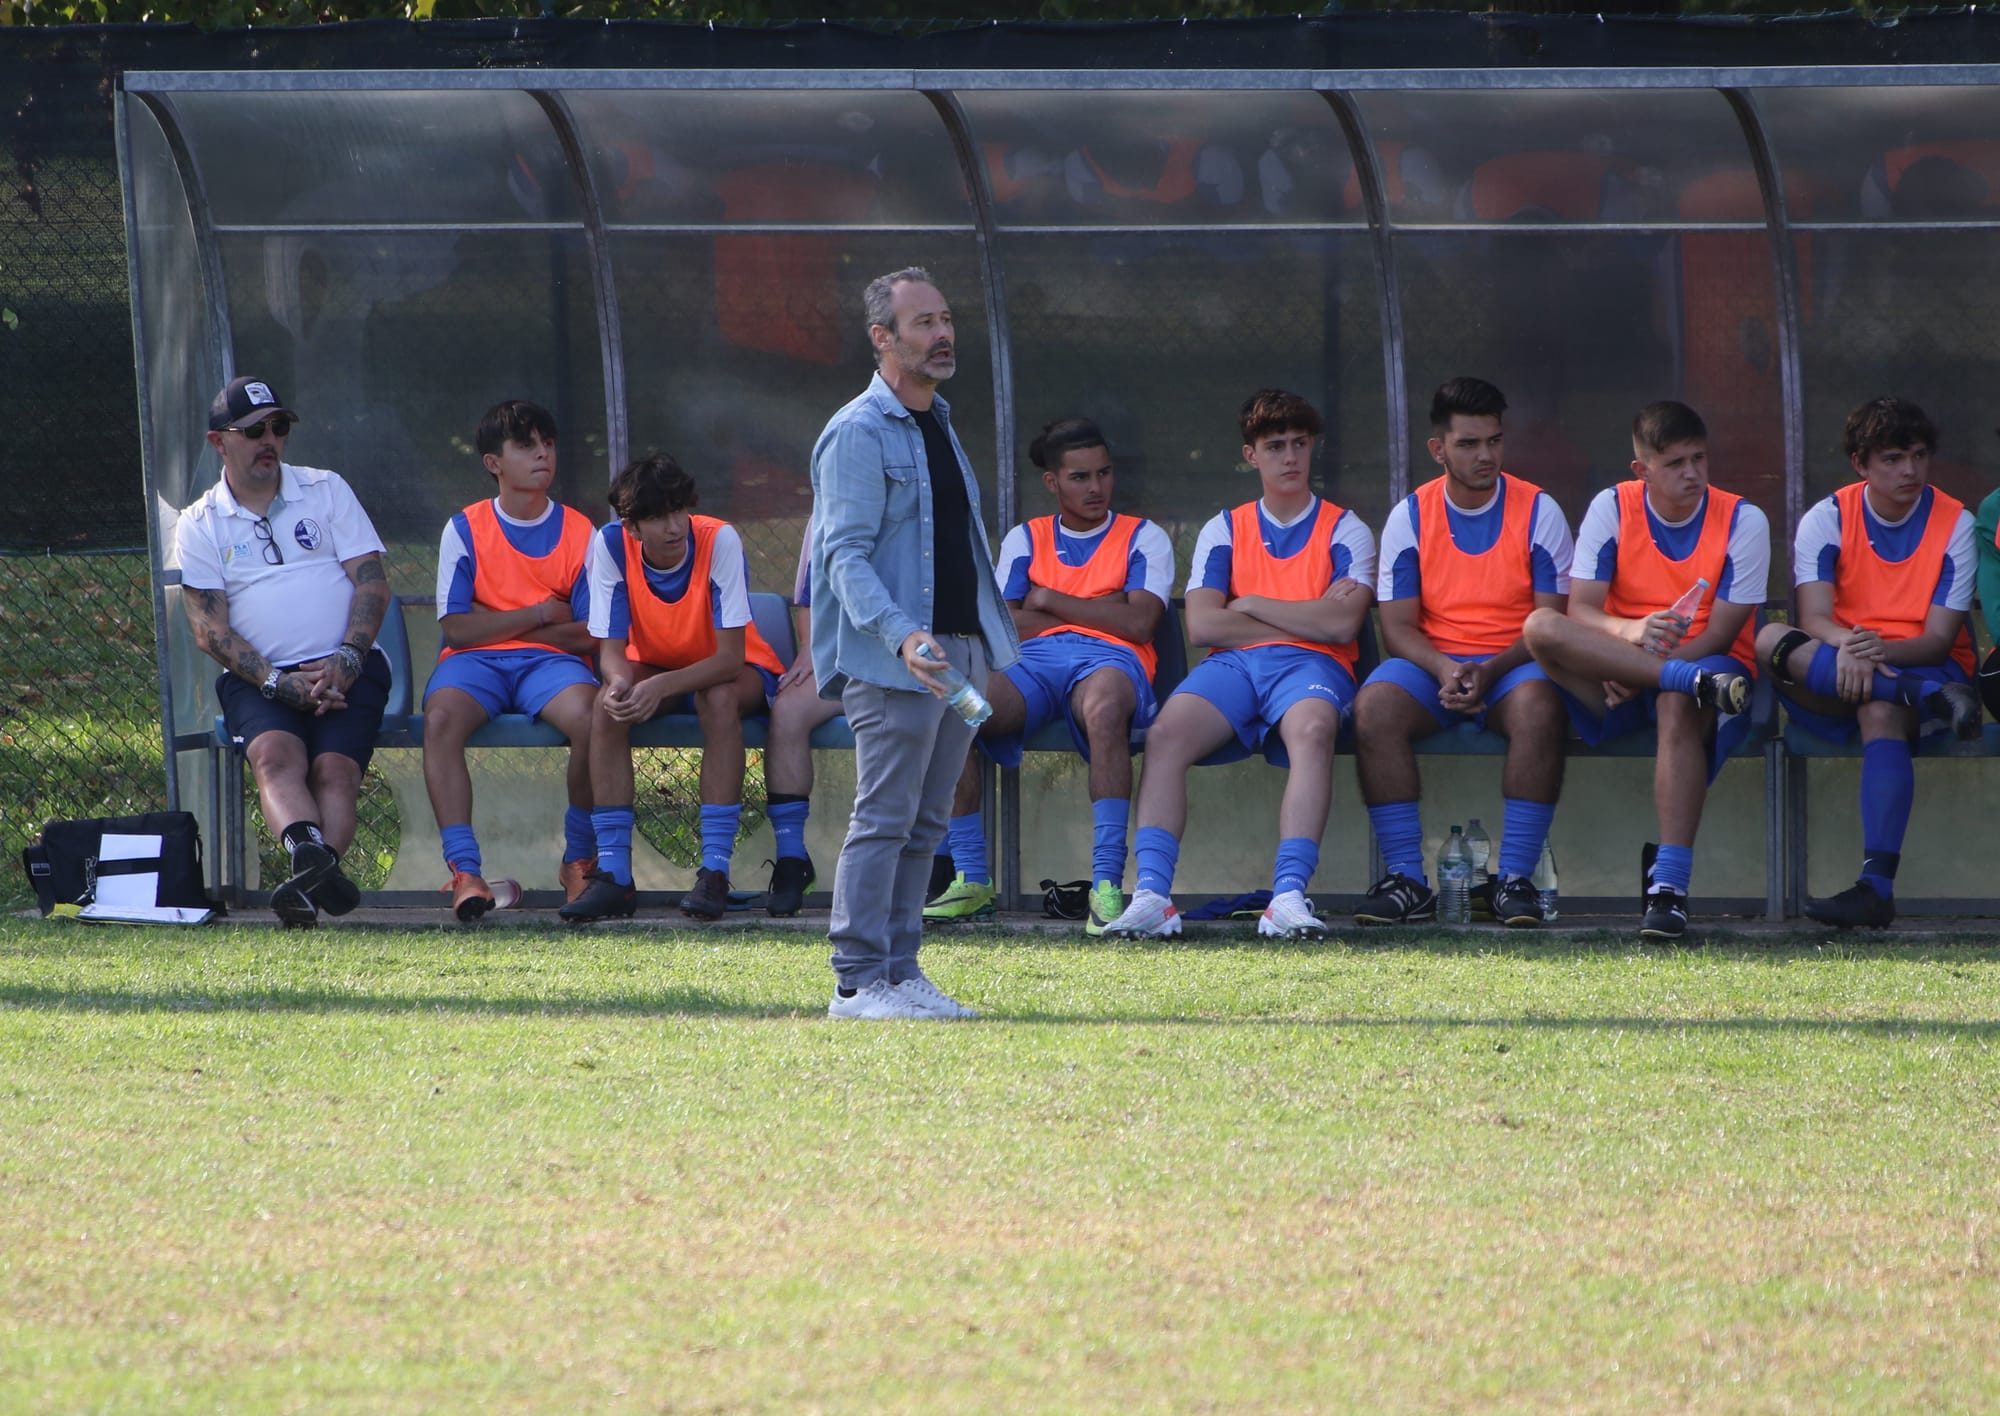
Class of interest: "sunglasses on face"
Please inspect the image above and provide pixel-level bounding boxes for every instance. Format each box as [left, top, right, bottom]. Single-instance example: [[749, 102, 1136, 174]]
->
[[226, 416, 293, 440], [252, 516, 285, 565]]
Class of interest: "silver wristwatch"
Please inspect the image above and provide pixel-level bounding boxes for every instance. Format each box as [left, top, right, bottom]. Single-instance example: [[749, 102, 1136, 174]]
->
[[260, 668, 283, 700]]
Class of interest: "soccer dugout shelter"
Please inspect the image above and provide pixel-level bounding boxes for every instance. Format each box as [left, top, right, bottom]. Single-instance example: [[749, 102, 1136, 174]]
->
[[117, 55, 2000, 919]]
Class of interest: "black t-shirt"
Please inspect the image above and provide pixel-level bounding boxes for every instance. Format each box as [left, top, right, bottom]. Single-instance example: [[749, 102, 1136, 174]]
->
[[913, 406, 981, 635]]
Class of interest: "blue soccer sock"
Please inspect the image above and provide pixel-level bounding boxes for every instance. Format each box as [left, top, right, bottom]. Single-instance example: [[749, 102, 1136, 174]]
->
[[1658, 659, 1701, 698], [1090, 796, 1129, 887], [562, 806, 596, 864], [1802, 644, 1909, 705], [1652, 843, 1694, 895], [1859, 737, 1914, 898], [767, 795, 810, 860], [440, 823, 480, 877], [592, 807, 635, 886], [699, 803, 740, 875], [1134, 825, 1181, 897], [1367, 801, 1427, 881], [1499, 798, 1556, 880], [947, 812, 991, 886], [1272, 837, 1320, 897]]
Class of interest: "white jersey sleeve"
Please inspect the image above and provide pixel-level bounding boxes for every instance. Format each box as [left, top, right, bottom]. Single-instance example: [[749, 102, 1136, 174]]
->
[[1944, 508, 1977, 612], [1793, 496, 1842, 585], [1375, 496, 1420, 602], [1128, 518, 1177, 604], [710, 523, 753, 629], [995, 523, 1034, 600], [436, 517, 472, 617], [586, 525, 624, 640], [1530, 492, 1575, 594], [1571, 488, 1622, 585], [1332, 509, 1378, 592], [1187, 510, 1234, 595], [1722, 501, 1772, 606]]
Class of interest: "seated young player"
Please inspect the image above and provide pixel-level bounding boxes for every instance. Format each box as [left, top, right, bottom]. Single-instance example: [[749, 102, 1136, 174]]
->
[[561, 455, 786, 923], [1100, 389, 1374, 941], [1352, 376, 1575, 929], [1755, 396, 1981, 929], [1520, 400, 1763, 941], [921, 416, 1175, 934], [423, 399, 600, 922], [760, 529, 845, 916]]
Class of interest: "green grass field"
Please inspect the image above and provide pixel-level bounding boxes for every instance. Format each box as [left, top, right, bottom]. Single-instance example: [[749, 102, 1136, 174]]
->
[[4, 916, 1999, 1413]]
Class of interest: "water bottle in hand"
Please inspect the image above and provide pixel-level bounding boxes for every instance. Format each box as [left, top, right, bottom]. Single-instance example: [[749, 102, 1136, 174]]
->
[[1438, 826, 1473, 926], [1650, 577, 1710, 656], [914, 640, 992, 727]]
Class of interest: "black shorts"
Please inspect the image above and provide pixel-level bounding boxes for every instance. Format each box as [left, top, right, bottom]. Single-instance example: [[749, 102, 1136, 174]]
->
[[217, 649, 392, 771]]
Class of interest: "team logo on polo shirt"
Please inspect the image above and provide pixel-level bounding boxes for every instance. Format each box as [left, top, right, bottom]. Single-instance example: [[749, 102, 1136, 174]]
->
[[292, 518, 323, 551]]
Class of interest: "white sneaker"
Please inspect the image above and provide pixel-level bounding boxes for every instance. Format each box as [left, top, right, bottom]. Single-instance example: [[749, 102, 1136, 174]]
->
[[1103, 888, 1183, 939], [1258, 889, 1327, 940], [827, 979, 925, 1021], [894, 972, 978, 1020]]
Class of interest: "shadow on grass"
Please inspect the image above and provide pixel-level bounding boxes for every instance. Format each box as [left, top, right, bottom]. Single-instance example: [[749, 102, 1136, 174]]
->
[[6, 983, 2000, 1034], [0, 983, 806, 1019]]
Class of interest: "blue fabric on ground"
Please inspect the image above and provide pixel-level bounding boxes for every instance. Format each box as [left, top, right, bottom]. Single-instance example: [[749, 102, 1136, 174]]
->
[[1135, 825, 1180, 897], [1499, 797, 1556, 880], [440, 823, 480, 876], [1368, 800, 1426, 881], [1181, 890, 1273, 921], [593, 806, 635, 886]]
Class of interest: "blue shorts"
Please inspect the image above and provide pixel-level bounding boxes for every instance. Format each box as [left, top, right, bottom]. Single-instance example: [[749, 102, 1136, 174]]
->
[[1362, 653, 1550, 733], [1559, 653, 1755, 785], [977, 636, 1156, 768], [1178, 645, 1357, 767], [424, 648, 597, 721], [217, 649, 392, 770], [1779, 658, 1972, 744]]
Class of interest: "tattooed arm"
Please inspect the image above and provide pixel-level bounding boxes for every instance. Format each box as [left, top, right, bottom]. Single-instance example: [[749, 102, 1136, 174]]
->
[[181, 584, 315, 711]]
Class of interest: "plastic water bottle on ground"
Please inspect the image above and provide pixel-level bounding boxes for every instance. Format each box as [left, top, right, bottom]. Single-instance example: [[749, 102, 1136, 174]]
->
[[914, 641, 992, 727], [1438, 826, 1473, 926], [1464, 818, 1493, 891], [488, 878, 523, 910], [1532, 841, 1559, 922]]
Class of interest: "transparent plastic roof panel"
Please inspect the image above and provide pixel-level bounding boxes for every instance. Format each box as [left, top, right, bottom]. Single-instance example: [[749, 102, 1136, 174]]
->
[[1756, 85, 2000, 226], [1351, 88, 1763, 229], [563, 90, 974, 230], [957, 90, 1363, 229], [165, 90, 581, 228]]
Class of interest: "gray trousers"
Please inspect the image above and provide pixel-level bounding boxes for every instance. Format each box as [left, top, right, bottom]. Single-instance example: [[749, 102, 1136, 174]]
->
[[828, 634, 988, 988]]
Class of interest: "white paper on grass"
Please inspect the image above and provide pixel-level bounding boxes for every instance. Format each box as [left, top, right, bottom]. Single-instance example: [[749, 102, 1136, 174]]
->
[[92, 832, 163, 908], [78, 903, 215, 926]]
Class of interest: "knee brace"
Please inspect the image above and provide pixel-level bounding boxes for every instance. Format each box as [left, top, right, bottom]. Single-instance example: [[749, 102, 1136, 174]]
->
[[1767, 628, 1814, 684]]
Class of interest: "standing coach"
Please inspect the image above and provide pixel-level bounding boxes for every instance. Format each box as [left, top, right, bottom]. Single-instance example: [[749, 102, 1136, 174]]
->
[[808, 267, 1020, 1021]]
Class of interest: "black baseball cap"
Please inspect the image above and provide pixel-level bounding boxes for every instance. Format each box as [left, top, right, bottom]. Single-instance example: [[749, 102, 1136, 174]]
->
[[209, 376, 299, 433]]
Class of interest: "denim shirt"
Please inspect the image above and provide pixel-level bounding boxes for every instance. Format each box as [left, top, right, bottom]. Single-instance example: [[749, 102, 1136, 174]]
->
[[808, 372, 1021, 695]]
